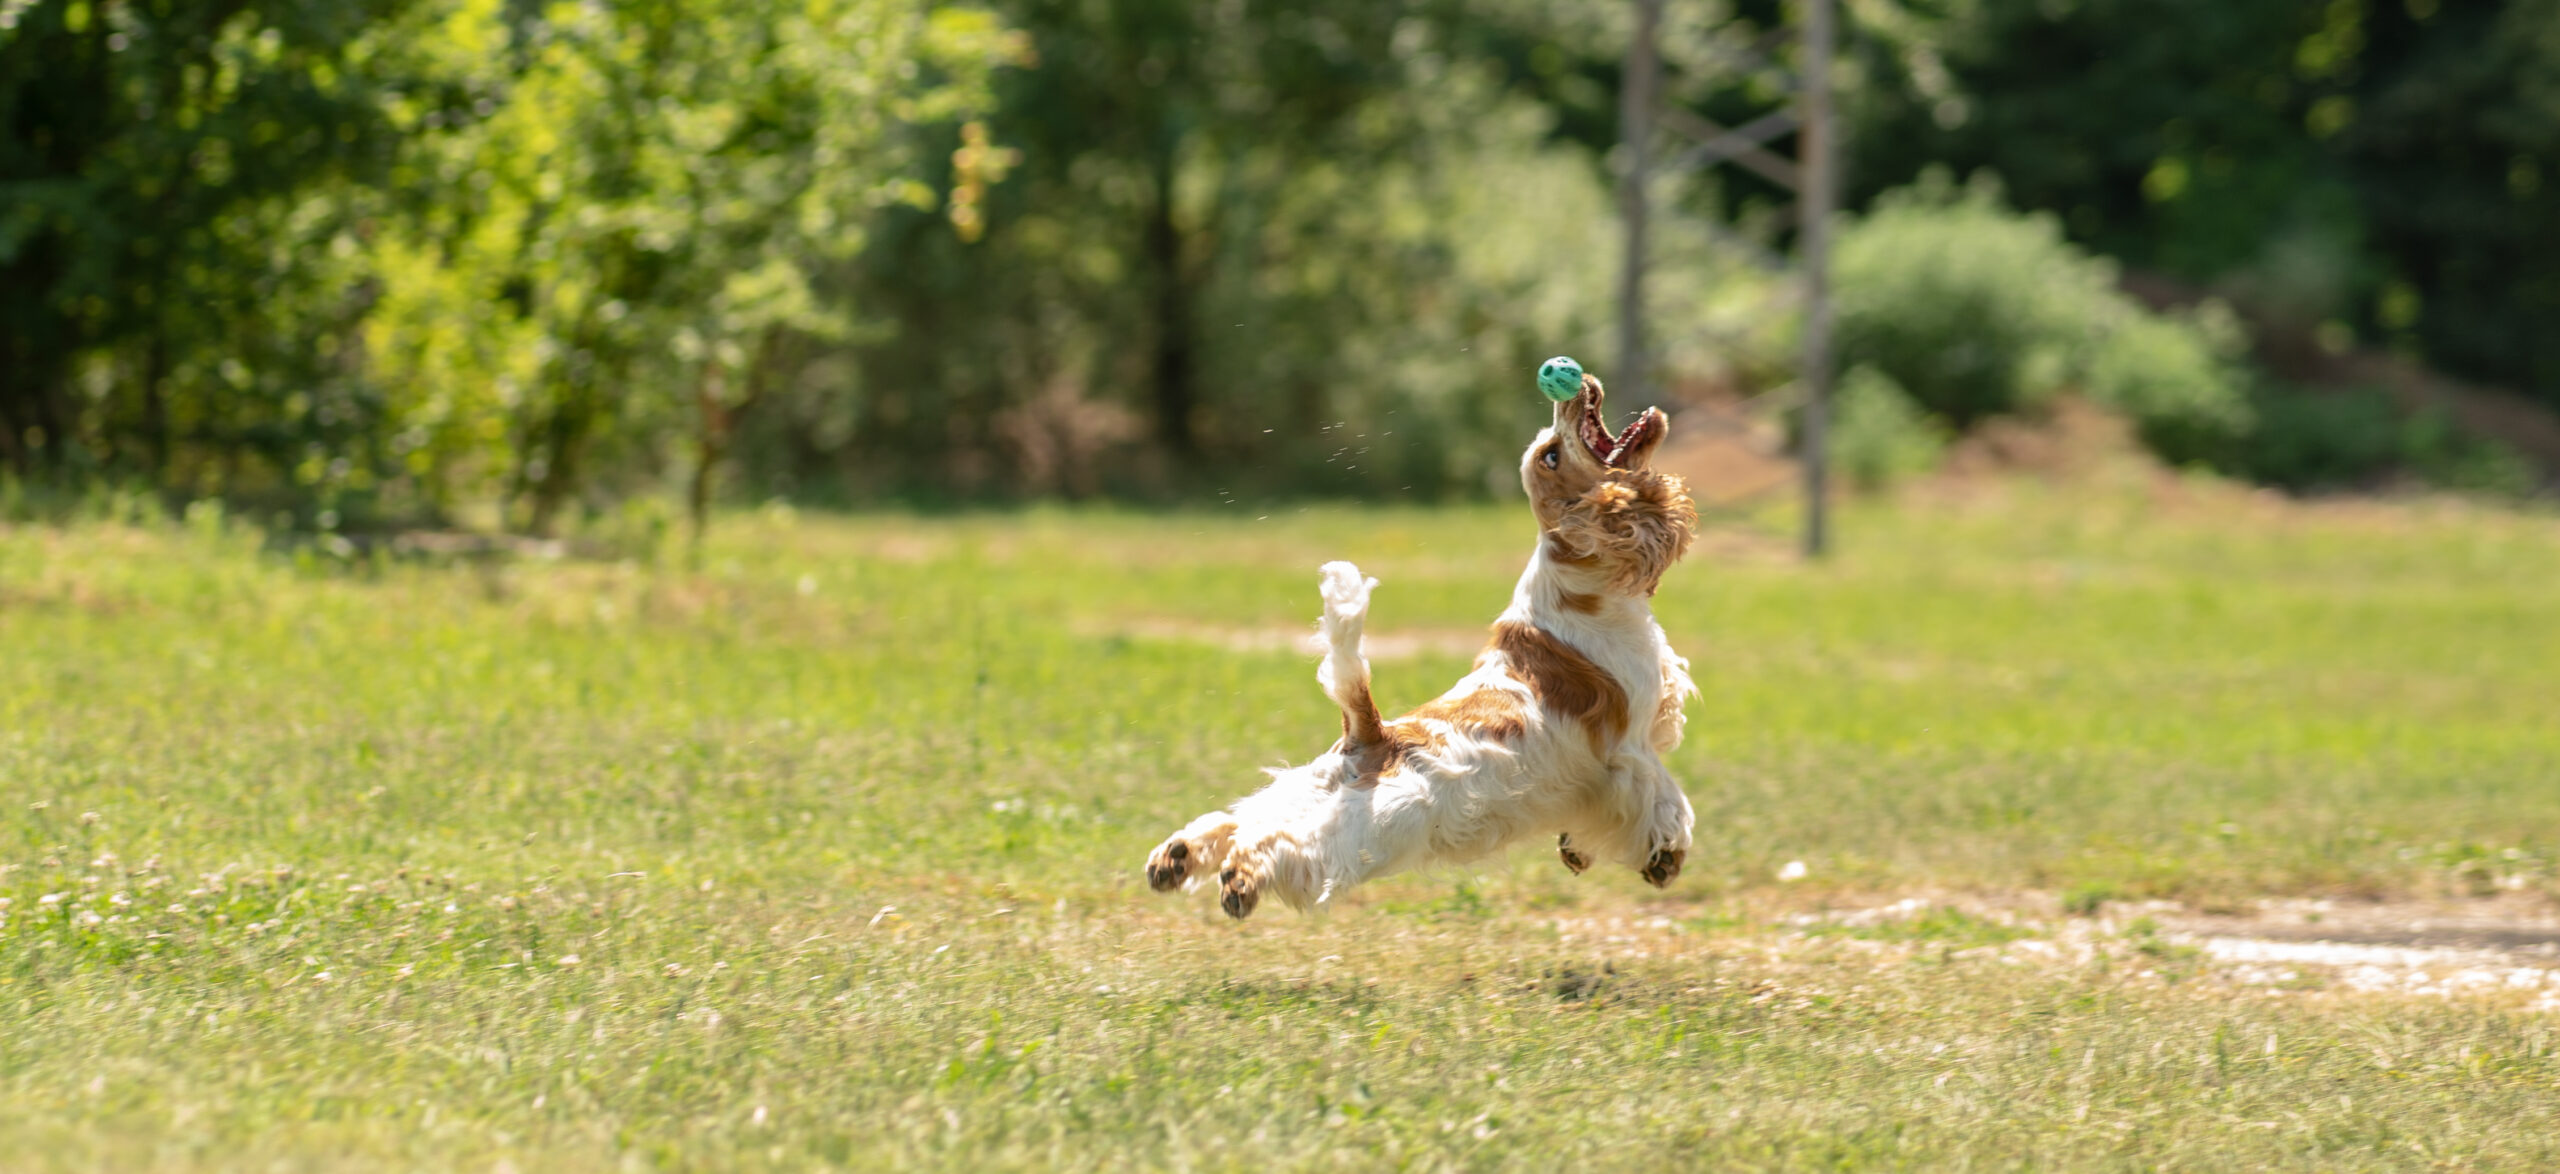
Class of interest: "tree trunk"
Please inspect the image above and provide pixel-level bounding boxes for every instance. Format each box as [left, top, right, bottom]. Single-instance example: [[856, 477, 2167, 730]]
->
[[0, 329, 25, 474], [27, 364, 70, 471], [524, 379, 594, 538], [142, 323, 172, 479], [686, 329, 779, 561], [1145, 145, 1196, 460], [0, 305, 71, 471], [687, 359, 728, 564]]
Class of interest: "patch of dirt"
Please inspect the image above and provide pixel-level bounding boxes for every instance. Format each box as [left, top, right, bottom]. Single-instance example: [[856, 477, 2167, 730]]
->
[[2161, 893, 2560, 954], [1655, 391, 2180, 503], [1937, 396, 2153, 482], [1479, 887, 2560, 1012], [2333, 351, 2560, 479], [1094, 619, 1489, 661], [1773, 890, 2560, 1008], [1651, 402, 1798, 507]]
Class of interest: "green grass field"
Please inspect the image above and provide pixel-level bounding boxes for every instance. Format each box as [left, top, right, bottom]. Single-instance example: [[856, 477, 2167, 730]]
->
[[5, 480, 2560, 1170]]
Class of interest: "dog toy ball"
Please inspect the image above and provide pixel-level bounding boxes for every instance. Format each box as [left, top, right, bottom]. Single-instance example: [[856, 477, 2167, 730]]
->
[[1536, 356, 1584, 402]]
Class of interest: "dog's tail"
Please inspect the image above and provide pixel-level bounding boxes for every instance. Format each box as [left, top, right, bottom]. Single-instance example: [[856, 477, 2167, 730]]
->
[[1315, 561, 1386, 747]]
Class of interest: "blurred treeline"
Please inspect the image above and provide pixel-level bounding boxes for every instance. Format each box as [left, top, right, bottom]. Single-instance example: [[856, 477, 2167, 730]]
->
[[2, 0, 2554, 532]]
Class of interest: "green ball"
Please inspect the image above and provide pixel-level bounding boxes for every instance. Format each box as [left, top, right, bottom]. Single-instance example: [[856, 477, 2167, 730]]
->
[[1536, 356, 1585, 402]]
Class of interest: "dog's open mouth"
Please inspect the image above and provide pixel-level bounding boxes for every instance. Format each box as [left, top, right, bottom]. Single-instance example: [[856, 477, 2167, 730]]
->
[[1576, 381, 1664, 469]]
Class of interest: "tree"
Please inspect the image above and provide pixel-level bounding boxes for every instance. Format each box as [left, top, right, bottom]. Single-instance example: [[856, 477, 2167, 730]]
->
[[978, 0, 1418, 461], [359, 0, 1022, 533], [795, 0, 1657, 502], [2344, 0, 2560, 397], [1843, 0, 2560, 408], [0, 0, 414, 481]]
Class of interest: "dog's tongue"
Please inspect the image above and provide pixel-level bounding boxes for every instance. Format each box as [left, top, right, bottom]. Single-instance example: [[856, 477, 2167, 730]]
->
[[1604, 409, 1659, 467], [1581, 381, 1659, 468], [1578, 384, 1616, 463]]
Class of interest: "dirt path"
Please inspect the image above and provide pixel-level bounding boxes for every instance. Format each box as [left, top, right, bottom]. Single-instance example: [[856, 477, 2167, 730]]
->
[[1508, 890, 2560, 1012], [1093, 618, 1490, 660]]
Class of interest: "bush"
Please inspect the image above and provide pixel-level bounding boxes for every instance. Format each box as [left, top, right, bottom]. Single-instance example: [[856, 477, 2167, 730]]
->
[[2226, 385, 2406, 489], [2225, 384, 2539, 495], [1828, 366, 1948, 492], [1833, 175, 2254, 464], [1832, 178, 2109, 426], [2405, 421, 2539, 498], [2084, 304, 2255, 466]]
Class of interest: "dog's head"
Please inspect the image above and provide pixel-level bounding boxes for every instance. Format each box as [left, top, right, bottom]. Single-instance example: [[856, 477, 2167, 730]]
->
[[1520, 374, 1696, 595]]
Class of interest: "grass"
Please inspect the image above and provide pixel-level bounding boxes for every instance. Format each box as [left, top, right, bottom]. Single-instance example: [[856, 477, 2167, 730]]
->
[[2, 479, 2559, 1169]]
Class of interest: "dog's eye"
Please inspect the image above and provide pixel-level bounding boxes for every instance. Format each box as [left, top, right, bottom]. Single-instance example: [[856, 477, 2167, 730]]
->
[[1539, 447, 1560, 470]]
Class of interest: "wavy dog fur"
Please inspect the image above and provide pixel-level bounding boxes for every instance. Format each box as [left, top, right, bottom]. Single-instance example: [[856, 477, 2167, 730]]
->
[[1144, 375, 1702, 917]]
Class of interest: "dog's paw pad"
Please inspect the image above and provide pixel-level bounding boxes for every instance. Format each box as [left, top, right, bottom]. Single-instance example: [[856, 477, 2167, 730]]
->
[[1144, 839, 1193, 893], [1558, 834, 1592, 876], [1218, 867, 1260, 920], [1640, 847, 1685, 889]]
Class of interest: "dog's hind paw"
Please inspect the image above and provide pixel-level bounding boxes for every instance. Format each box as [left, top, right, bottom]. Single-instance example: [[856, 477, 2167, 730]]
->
[[1640, 847, 1685, 888], [1558, 834, 1592, 875], [1218, 866, 1261, 919]]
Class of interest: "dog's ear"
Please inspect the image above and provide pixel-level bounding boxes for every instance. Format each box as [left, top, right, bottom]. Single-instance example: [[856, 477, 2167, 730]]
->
[[1551, 471, 1697, 595]]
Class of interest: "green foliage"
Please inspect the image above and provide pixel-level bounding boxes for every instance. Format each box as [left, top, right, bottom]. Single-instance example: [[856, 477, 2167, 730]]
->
[[5, 0, 2554, 519], [2231, 385, 2415, 490], [0, 0, 418, 497], [2402, 414, 2540, 498], [1832, 177, 2254, 460], [1831, 178, 2108, 427], [2220, 383, 2538, 495], [811, 6, 1635, 502], [1826, 365, 1945, 493], [1847, 0, 2560, 409], [2084, 303, 2255, 465], [361, 0, 1022, 531], [0, 0, 1660, 514], [1844, 0, 2348, 287], [1, 0, 1016, 529], [2347, 0, 2560, 399]]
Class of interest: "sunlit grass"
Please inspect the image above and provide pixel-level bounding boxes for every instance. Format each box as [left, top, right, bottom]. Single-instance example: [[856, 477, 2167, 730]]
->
[[2, 481, 2558, 1168]]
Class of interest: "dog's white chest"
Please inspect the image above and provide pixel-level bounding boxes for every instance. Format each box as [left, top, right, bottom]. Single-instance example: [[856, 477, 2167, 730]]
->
[[1536, 608, 1667, 734]]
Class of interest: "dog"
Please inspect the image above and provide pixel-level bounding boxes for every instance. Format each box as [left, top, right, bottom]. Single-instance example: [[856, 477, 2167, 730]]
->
[[1144, 373, 1699, 918]]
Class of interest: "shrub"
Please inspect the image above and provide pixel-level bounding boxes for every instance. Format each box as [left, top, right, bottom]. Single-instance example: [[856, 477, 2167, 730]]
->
[[1833, 175, 2254, 465], [1832, 178, 2106, 426], [2400, 411, 2541, 497], [2225, 385, 2406, 489], [2084, 305, 2255, 465], [2225, 384, 2539, 495], [1828, 366, 1948, 492]]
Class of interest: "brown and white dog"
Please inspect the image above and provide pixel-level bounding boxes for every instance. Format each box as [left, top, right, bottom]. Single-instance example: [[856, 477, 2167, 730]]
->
[[1144, 374, 1699, 917]]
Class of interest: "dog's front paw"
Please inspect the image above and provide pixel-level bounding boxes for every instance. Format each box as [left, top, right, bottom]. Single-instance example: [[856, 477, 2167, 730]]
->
[[1144, 814, 1240, 894], [1558, 834, 1592, 875], [1640, 847, 1685, 889], [1146, 839, 1195, 892]]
